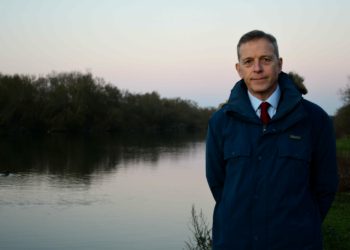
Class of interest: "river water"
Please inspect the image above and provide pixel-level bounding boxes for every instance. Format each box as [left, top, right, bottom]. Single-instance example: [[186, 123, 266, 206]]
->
[[0, 133, 214, 250]]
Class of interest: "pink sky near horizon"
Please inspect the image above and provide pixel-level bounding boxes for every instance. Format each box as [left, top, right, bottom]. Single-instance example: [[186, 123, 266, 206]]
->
[[1, 0, 349, 114]]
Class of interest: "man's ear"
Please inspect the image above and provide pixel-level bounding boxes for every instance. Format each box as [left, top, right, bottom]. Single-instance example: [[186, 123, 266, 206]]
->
[[235, 63, 242, 78]]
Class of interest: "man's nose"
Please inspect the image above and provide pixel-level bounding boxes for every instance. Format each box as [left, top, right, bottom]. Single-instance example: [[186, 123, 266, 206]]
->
[[253, 60, 262, 72]]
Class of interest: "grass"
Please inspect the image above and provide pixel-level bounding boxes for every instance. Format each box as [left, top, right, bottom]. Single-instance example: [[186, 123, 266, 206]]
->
[[336, 137, 350, 151], [323, 192, 350, 250], [184, 205, 212, 250]]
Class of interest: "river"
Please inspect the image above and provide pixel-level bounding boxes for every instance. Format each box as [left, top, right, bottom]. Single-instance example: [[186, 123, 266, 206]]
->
[[0, 133, 214, 250]]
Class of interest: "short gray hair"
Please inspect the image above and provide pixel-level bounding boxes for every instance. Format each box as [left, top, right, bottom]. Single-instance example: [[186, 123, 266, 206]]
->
[[237, 30, 279, 60]]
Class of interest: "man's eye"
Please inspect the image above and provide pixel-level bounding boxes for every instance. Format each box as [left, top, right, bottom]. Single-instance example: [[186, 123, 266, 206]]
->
[[263, 57, 272, 63], [243, 60, 253, 66]]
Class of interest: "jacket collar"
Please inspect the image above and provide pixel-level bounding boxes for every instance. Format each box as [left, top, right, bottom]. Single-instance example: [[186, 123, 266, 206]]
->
[[224, 72, 306, 127], [247, 84, 280, 115]]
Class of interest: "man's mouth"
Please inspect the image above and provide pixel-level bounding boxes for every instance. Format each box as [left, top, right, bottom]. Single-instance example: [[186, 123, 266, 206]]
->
[[251, 77, 267, 81]]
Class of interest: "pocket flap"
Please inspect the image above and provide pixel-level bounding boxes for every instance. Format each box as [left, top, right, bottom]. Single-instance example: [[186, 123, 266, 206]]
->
[[224, 144, 251, 160], [278, 139, 310, 162]]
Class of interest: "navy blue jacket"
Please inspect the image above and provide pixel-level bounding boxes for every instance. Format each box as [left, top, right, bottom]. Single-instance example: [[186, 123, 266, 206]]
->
[[206, 72, 338, 250]]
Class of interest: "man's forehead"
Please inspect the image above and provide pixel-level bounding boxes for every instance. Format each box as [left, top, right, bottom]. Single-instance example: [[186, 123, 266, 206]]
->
[[239, 39, 275, 58], [240, 39, 274, 50]]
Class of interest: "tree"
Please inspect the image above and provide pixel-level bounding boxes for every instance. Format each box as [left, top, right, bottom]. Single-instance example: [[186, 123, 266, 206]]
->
[[334, 76, 350, 137], [339, 76, 350, 105], [0, 71, 214, 133]]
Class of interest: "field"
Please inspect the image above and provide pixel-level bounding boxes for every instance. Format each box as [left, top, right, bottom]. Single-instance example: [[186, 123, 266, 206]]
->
[[337, 137, 350, 151], [323, 192, 350, 250]]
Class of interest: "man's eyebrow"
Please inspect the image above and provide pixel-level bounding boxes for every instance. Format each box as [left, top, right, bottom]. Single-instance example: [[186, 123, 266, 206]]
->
[[261, 54, 274, 58], [241, 54, 274, 60], [241, 57, 253, 61]]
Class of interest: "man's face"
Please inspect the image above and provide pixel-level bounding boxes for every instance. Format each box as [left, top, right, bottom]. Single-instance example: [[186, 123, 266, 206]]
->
[[236, 38, 282, 100]]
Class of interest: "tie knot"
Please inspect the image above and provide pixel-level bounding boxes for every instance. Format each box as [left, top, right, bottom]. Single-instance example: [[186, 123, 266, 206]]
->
[[260, 102, 270, 125], [260, 101, 270, 111]]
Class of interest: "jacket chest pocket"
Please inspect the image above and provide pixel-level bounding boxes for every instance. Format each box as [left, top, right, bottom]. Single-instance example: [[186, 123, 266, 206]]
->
[[277, 133, 311, 163], [276, 133, 312, 190]]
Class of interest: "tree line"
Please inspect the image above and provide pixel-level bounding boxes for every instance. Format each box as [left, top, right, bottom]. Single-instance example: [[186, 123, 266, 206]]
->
[[334, 76, 350, 138], [1, 71, 349, 137], [0, 72, 215, 133]]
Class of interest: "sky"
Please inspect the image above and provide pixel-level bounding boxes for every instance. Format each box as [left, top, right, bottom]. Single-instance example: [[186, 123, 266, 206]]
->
[[1, 0, 349, 115]]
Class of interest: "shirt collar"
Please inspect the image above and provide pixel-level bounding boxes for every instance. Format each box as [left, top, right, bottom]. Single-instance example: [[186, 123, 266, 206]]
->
[[247, 84, 281, 112]]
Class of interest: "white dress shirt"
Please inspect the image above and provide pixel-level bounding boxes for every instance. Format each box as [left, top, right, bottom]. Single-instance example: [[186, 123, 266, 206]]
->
[[247, 84, 281, 119]]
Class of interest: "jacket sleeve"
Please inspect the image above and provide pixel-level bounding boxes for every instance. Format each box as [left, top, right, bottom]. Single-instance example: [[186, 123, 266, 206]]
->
[[206, 118, 225, 203], [311, 114, 339, 221]]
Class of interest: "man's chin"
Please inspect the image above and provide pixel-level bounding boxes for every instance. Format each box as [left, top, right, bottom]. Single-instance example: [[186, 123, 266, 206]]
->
[[249, 86, 275, 99], [251, 79, 269, 85], [251, 85, 270, 93]]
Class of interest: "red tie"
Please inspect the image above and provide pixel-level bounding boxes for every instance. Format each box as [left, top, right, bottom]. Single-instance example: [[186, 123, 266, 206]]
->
[[260, 102, 271, 125]]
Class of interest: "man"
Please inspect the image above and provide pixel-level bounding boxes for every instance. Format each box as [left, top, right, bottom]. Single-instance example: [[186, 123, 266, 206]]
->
[[206, 30, 338, 250]]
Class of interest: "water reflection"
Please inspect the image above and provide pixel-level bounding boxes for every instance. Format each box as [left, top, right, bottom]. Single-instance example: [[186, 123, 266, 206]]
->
[[0, 132, 211, 250], [0, 132, 205, 183]]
